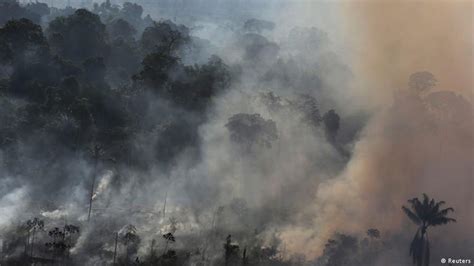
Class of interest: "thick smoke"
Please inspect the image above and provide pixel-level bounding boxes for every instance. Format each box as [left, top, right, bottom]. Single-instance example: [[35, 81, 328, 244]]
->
[[0, 0, 472, 265], [276, 0, 474, 261], [342, 0, 473, 105]]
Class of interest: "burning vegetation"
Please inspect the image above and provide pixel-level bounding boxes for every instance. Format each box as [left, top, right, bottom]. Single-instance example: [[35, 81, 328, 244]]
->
[[0, 0, 472, 265]]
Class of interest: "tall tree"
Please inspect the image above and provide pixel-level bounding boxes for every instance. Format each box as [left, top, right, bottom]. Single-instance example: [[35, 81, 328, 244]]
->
[[226, 113, 278, 153], [140, 21, 189, 55], [47, 9, 108, 63], [87, 142, 103, 222], [223, 234, 239, 266], [402, 194, 456, 266], [0, 18, 48, 65]]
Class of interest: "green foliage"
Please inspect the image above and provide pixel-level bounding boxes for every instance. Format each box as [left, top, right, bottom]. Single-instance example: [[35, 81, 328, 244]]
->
[[0, 18, 48, 64], [140, 21, 190, 55], [0, 4, 235, 175], [107, 18, 136, 42], [290, 94, 321, 127], [47, 9, 108, 62], [168, 55, 231, 110], [226, 113, 278, 152], [135, 50, 179, 88]]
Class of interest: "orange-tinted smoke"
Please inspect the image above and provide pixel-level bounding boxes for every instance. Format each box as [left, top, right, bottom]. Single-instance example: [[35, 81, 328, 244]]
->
[[279, 1, 473, 259], [342, 0, 473, 104]]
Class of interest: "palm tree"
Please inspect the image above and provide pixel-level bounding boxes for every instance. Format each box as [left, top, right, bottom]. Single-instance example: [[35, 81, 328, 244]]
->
[[87, 142, 102, 222], [402, 194, 456, 266]]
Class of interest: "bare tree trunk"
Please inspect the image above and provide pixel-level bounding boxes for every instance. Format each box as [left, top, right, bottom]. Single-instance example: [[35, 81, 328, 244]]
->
[[163, 241, 169, 256], [162, 190, 168, 220], [113, 232, 118, 265], [125, 243, 130, 264], [87, 149, 99, 222], [30, 230, 35, 258], [149, 239, 156, 261], [242, 247, 247, 266], [420, 230, 430, 266], [24, 231, 30, 255]]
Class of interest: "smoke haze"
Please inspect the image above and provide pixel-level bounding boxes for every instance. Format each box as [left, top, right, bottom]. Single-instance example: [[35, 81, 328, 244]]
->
[[1, 0, 472, 265]]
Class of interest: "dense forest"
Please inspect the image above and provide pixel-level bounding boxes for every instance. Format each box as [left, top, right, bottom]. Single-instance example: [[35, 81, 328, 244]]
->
[[0, 0, 472, 265]]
